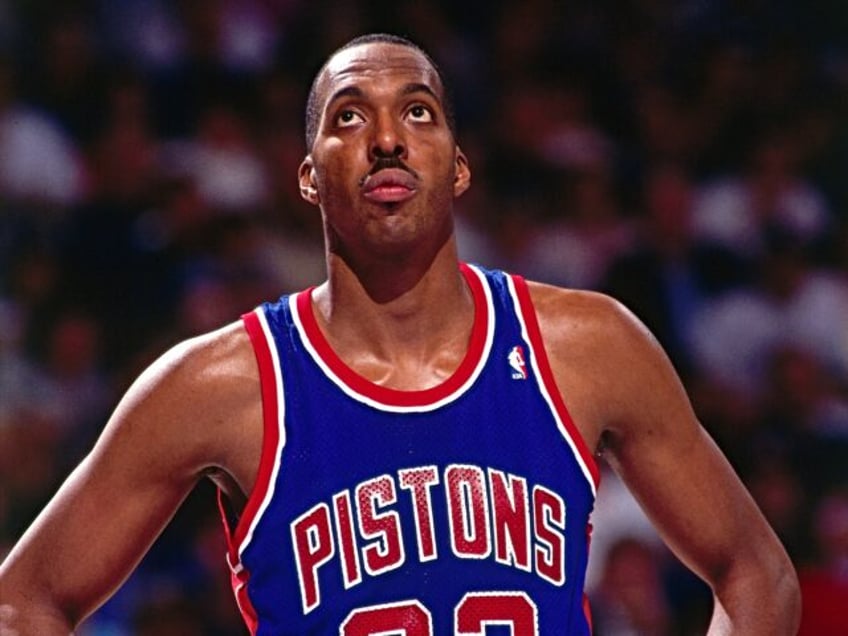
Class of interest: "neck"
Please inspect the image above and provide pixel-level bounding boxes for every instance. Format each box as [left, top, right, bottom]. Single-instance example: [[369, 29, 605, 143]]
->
[[319, 235, 467, 326], [310, 237, 474, 387]]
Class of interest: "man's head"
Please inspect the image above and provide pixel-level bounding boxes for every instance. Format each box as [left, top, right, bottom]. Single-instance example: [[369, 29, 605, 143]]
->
[[297, 34, 470, 265], [304, 33, 456, 152]]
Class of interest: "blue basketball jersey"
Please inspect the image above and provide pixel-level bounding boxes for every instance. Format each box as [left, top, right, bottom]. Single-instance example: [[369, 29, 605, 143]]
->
[[220, 263, 600, 635]]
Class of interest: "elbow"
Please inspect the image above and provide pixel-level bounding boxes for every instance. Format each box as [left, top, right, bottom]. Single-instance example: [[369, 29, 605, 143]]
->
[[710, 548, 801, 635], [775, 558, 802, 633], [748, 549, 802, 634], [760, 543, 801, 632], [0, 596, 79, 636], [0, 572, 79, 635]]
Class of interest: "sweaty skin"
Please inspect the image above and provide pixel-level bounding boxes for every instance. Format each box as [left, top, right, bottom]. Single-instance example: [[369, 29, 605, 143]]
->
[[0, 41, 800, 634]]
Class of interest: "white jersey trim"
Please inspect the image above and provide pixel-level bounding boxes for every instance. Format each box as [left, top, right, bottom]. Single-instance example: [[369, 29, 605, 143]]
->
[[290, 264, 496, 413], [238, 307, 288, 557], [505, 275, 598, 498]]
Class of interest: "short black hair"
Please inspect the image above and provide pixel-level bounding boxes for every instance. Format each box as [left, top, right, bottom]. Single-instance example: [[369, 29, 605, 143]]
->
[[304, 33, 456, 151]]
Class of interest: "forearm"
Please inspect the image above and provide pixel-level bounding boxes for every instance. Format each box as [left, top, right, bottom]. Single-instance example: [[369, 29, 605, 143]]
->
[[0, 589, 77, 636], [707, 558, 801, 635]]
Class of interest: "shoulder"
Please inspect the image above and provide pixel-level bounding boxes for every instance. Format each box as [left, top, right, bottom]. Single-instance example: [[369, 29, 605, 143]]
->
[[521, 279, 680, 446], [106, 319, 260, 476], [127, 320, 257, 410], [523, 279, 655, 355]]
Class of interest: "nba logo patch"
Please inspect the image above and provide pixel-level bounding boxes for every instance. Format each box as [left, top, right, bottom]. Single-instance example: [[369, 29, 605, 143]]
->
[[508, 345, 528, 380]]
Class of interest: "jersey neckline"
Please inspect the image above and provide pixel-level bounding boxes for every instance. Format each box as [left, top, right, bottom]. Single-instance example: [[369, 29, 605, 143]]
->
[[293, 263, 492, 410]]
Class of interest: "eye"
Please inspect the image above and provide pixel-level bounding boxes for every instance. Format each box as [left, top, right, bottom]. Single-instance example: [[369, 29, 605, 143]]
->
[[406, 104, 434, 123], [336, 109, 364, 128]]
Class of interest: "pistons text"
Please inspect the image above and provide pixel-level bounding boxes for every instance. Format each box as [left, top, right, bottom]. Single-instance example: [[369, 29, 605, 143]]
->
[[290, 463, 567, 614]]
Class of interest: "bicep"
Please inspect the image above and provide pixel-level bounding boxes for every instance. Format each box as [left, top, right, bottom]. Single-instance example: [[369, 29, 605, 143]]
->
[[598, 310, 778, 588], [0, 344, 217, 628], [604, 415, 766, 585], [5, 442, 197, 623]]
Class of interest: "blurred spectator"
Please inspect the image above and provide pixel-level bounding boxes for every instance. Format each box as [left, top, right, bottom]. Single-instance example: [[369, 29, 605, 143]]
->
[[162, 101, 269, 213], [755, 346, 848, 539], [800, 91, 848, 224], [251, 70, 327, 290], [518, 156, 635, 290], [96, 0, 283, 76], [1, 1, 846, 631], [95, 0, 184, 72], [132, 594, 206, 636], [585, 464, 664, 593], [633, 81, 703, 169], [603, 163, 741, 373], [589, 537, 673, 636], [518, 81, 634, 289], [798, 489, 848, 636], [56, 90, 172, 368], [761, 346, 848, 442], [744, 445, 809, 560], [691, 126, 832, 262], [689, 229, 848, 399], [0, 54, 83, 210], [19, 9, 106, 144], [489, 0, 561, 84], [0, 247, 63, 434], [0, 299, 35, 429], [0, 408, 66, 546], [26, 309, 112, 448]]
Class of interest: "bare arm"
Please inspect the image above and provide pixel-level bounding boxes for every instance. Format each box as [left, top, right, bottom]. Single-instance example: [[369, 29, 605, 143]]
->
[[531, 284, 801, 635], [0, 323, 260, 634]]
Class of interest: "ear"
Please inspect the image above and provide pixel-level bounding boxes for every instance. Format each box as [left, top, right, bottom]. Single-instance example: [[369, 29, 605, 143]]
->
[[298, 157, 320, 205], [453, 147, 471, 198]]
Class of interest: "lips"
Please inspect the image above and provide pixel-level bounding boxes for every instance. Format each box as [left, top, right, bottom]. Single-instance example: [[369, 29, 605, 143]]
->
[[361, 168, 419, 204]]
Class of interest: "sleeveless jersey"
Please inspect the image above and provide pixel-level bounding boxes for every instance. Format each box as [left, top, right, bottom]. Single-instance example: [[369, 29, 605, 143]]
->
[[220, 263, 600, 635]]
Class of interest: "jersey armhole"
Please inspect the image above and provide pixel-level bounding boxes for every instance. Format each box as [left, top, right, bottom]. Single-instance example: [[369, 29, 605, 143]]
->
[[219, 308, 284, 558], [510, 275, 601, 491]]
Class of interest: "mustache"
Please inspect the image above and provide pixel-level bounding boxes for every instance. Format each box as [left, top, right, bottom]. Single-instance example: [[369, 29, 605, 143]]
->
[[358, 156, 420, 186]]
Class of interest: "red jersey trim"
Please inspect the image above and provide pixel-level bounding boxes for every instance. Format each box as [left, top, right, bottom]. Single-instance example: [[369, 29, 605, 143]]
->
[[230, 309, 284, 549], [293, 262, 491, 410], [217, 512, 259, 636], [509, 275, 601, 491], [583, 593, 594, 633], [216, 309, 286, 634]]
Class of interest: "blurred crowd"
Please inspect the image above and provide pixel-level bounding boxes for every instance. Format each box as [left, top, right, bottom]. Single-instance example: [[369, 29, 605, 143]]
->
[[1, 1, 847, 634]]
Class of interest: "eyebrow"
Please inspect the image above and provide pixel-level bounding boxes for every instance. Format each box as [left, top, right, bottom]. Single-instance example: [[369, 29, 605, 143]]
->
[[325, 85, 366, 111], [401, 82, 441, 104]]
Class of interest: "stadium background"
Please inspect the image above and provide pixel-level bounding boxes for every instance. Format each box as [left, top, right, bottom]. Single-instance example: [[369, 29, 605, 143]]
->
[[0, 1, 847, 633]]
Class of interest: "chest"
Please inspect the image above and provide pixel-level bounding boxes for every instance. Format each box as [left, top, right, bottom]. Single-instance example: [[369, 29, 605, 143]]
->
[[222, 267, 601, 634], [242, 362, 596, 635]]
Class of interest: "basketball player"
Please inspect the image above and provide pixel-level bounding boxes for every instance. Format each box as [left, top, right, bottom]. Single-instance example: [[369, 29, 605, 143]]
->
[[0, 34, 800, 634]]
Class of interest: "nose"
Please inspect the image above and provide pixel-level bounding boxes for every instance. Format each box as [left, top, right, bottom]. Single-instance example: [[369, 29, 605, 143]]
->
[[370, 111, 406, 160]]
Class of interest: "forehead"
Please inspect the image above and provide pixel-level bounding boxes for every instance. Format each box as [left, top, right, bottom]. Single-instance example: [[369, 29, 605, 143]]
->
[[316, 42, 443, 108]]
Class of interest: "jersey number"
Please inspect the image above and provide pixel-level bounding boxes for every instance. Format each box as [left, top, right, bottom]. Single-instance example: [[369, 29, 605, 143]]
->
[[340, 591, 538, 635]]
